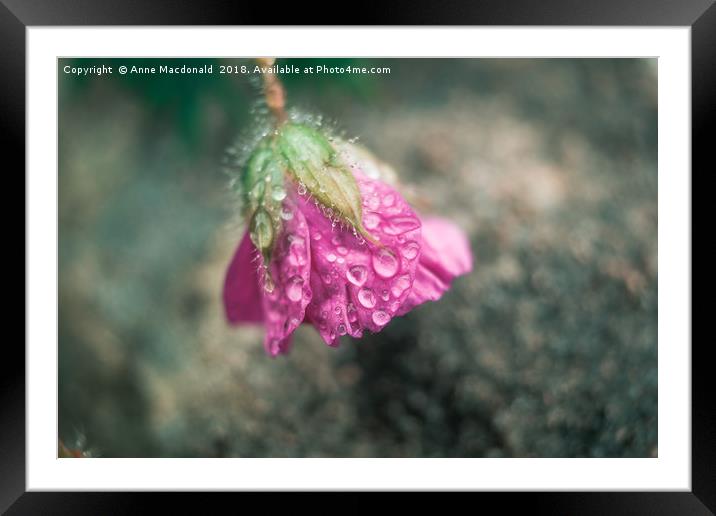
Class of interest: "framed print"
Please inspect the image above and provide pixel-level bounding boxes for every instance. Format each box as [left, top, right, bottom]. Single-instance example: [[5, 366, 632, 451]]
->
[[5, 0, 711, 512]]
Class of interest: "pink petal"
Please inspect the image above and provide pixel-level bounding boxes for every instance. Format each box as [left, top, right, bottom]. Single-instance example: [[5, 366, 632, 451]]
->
[[223, 230, 265, 324], [260, 193, 313, 356], [397, 216, 473, 316], [300, 171, 423, 346]]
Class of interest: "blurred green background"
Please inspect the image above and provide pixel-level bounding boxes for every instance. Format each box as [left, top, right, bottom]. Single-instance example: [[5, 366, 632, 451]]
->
[[58, 58, 657, 457]]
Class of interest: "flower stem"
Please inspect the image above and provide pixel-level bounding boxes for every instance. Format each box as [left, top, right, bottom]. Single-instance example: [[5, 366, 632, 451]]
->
[[255, 57, 288, 125]]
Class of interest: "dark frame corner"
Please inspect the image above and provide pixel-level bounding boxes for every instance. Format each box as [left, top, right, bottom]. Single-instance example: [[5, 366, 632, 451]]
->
[[5, 0, 710, 513]]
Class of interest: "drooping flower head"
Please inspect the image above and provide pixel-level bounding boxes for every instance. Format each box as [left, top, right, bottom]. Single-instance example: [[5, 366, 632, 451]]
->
[[223, 59, 472, 356]]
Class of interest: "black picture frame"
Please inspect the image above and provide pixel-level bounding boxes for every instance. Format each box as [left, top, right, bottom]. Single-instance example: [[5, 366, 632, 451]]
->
[[5, 0, 710, 513]]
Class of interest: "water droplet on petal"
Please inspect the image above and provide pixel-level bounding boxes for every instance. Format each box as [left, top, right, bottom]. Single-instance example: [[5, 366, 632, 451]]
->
[[382, 216, 421, 235], [372, 248, 399, 278], [288, 252, 305, 267], [312, 233, 322, 241], [346, 265, 368, 287], [337, 323, 347, 335], [287, 234, 304, 246], [280, 208, 294, 221], [326, 253, 337, 263], [364, 212, 380, 230], [297, 183, 307, 195], [372, 310, 390, 326], [334, 305, 342, 315], [337, 246, 348, 255], [358, 287, 377, 308], [381, 289, 390, 301], [286, 276, 304, 302], [303, 287, 313, 301], [402, 241, 420, 260], [391, 274, 412, 297], [347, 303, 358, 322]]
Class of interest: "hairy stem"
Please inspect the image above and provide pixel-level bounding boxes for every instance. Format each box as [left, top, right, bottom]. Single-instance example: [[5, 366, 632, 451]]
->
[[255, 57, 288, 125]]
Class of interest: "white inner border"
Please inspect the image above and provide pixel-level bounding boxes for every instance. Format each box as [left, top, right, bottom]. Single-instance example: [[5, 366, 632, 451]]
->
[[27, 27, 691, 491]]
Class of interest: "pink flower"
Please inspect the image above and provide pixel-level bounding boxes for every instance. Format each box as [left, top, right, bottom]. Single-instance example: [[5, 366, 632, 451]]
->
[[222, 123, 472, 356]]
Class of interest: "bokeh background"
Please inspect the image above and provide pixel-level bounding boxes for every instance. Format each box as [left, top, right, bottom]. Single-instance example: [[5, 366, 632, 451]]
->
[[59, 58, 657, 458]]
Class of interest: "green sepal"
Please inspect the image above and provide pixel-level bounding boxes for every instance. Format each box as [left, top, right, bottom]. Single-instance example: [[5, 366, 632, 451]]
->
[[240, 122, 375, 269], [249, 207, 275, 266], [241, 138, 286, 268], [277, 124, 371, 241]]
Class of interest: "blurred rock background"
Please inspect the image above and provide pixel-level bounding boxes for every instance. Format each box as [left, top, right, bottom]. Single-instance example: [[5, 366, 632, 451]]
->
[[59, 58, 657, 457]]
